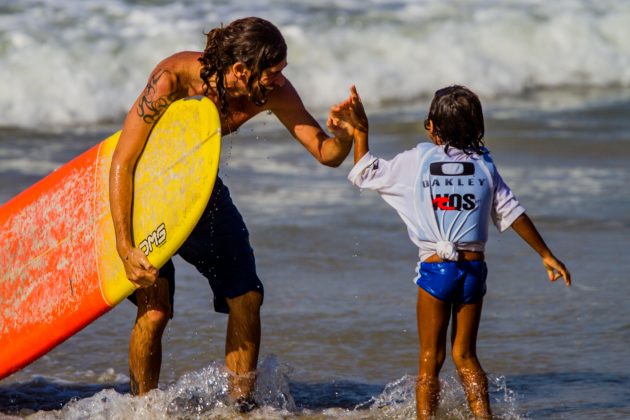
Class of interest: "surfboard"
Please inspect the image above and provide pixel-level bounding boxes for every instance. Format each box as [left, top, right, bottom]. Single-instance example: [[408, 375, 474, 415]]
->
[[0, 96, 221, 380]]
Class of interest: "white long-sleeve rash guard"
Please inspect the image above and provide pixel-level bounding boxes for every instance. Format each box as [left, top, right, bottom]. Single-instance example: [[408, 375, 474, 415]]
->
[[348, 142, 525, 262]]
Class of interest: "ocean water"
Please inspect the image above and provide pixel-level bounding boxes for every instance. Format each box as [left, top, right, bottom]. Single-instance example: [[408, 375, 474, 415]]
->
[[1, 0, 630, 419]]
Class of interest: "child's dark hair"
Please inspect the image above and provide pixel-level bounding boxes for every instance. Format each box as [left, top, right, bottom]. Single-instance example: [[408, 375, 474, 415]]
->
[[424, 85, 485, 155], [199, 17, 287, 116]]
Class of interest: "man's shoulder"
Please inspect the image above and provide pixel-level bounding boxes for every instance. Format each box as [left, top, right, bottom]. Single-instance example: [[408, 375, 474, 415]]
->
[[149, 52, 203, 91], [266, 79, 304, 112], [269, 78, 300, 98], [155, 51, 203, 74]]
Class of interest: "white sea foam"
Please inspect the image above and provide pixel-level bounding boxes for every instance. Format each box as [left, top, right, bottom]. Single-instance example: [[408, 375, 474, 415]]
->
[[0, 157, 60, 175], [1, 0, 630, 127]]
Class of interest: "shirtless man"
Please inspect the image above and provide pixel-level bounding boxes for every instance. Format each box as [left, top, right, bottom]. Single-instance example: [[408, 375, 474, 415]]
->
[[109, 17, 354, 408]]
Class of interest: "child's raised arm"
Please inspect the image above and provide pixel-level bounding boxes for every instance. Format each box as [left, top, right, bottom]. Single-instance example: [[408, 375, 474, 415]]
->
[[328, 86, 369, 164], [510, 213, 572, 286]]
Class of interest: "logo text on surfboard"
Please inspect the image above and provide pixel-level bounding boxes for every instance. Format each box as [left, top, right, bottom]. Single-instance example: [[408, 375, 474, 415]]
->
[[139, 223, 166, 255]]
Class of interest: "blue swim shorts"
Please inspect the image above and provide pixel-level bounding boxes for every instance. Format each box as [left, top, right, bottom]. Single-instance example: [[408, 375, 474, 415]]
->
[[129, 177, 264, 315], [415, 260, 487, 304]]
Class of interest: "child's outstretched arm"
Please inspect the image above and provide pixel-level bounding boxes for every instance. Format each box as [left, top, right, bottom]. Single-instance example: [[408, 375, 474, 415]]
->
[[511, 213, 572, 286]]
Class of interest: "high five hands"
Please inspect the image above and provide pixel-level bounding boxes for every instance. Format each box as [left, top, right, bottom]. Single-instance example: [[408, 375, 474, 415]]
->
[[328, 85, 369, 137]]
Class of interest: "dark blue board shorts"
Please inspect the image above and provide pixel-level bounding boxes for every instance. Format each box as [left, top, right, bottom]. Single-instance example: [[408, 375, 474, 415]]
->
[[415, 260, 487, 304], [128, 176, 264, 315]]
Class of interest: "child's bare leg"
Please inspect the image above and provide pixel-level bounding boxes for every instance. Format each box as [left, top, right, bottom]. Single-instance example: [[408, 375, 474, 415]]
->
[[416, 370, 440, 420], [416, 289, 451, 419], [451, 300, 492, 419]]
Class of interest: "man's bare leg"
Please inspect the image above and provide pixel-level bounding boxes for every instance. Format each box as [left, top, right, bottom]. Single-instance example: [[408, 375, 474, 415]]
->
[[225, 290, 262, 406], [129, 276, 171, 395]]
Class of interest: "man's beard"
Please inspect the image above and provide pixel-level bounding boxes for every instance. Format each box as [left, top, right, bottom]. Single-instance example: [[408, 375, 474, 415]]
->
[[248, 80, 269, 107]]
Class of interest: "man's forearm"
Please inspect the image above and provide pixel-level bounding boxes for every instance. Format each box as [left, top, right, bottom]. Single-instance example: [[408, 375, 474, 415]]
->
[[320, 135, 353, 167], [109, 163, 135, 258]]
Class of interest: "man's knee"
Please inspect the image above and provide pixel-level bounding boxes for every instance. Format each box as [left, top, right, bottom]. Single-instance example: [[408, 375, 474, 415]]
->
[[227, 290, 263, 313], [141, 307, 170, 326], [135, 278, 172, 327]]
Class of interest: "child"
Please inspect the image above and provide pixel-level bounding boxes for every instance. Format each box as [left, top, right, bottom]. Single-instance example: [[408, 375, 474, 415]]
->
[[330, 85, 571, 419]]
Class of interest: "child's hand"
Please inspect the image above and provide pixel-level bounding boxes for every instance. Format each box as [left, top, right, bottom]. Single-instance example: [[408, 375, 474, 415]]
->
[[542, 255, 571, 286], [326, 86, 369, 138], [348, 85, 368, 133], [327, 102, 354, 140]]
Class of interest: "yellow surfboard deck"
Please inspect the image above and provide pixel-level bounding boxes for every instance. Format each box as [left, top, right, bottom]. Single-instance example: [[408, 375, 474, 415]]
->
[[0, 96, 221, 379]]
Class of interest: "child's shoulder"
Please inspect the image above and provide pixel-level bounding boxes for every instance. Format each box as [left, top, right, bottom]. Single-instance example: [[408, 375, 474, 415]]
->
[[391, 141, 435, 159], [415, 141, 439, 154], [480, 146, 495, 163]]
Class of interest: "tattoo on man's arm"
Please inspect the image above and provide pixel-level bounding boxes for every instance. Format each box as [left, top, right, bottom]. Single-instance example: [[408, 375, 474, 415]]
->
[[137, 69, 178, 124]]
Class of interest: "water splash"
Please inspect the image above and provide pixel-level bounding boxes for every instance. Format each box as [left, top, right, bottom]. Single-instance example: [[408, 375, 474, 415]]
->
[[0, 359, 529, 419], [357, 374, 416, 418]]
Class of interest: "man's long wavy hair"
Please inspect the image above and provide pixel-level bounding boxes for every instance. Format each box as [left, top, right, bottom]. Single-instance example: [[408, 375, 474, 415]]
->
[[199, 17, 287, 116], [424, 85, 485, 155]]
